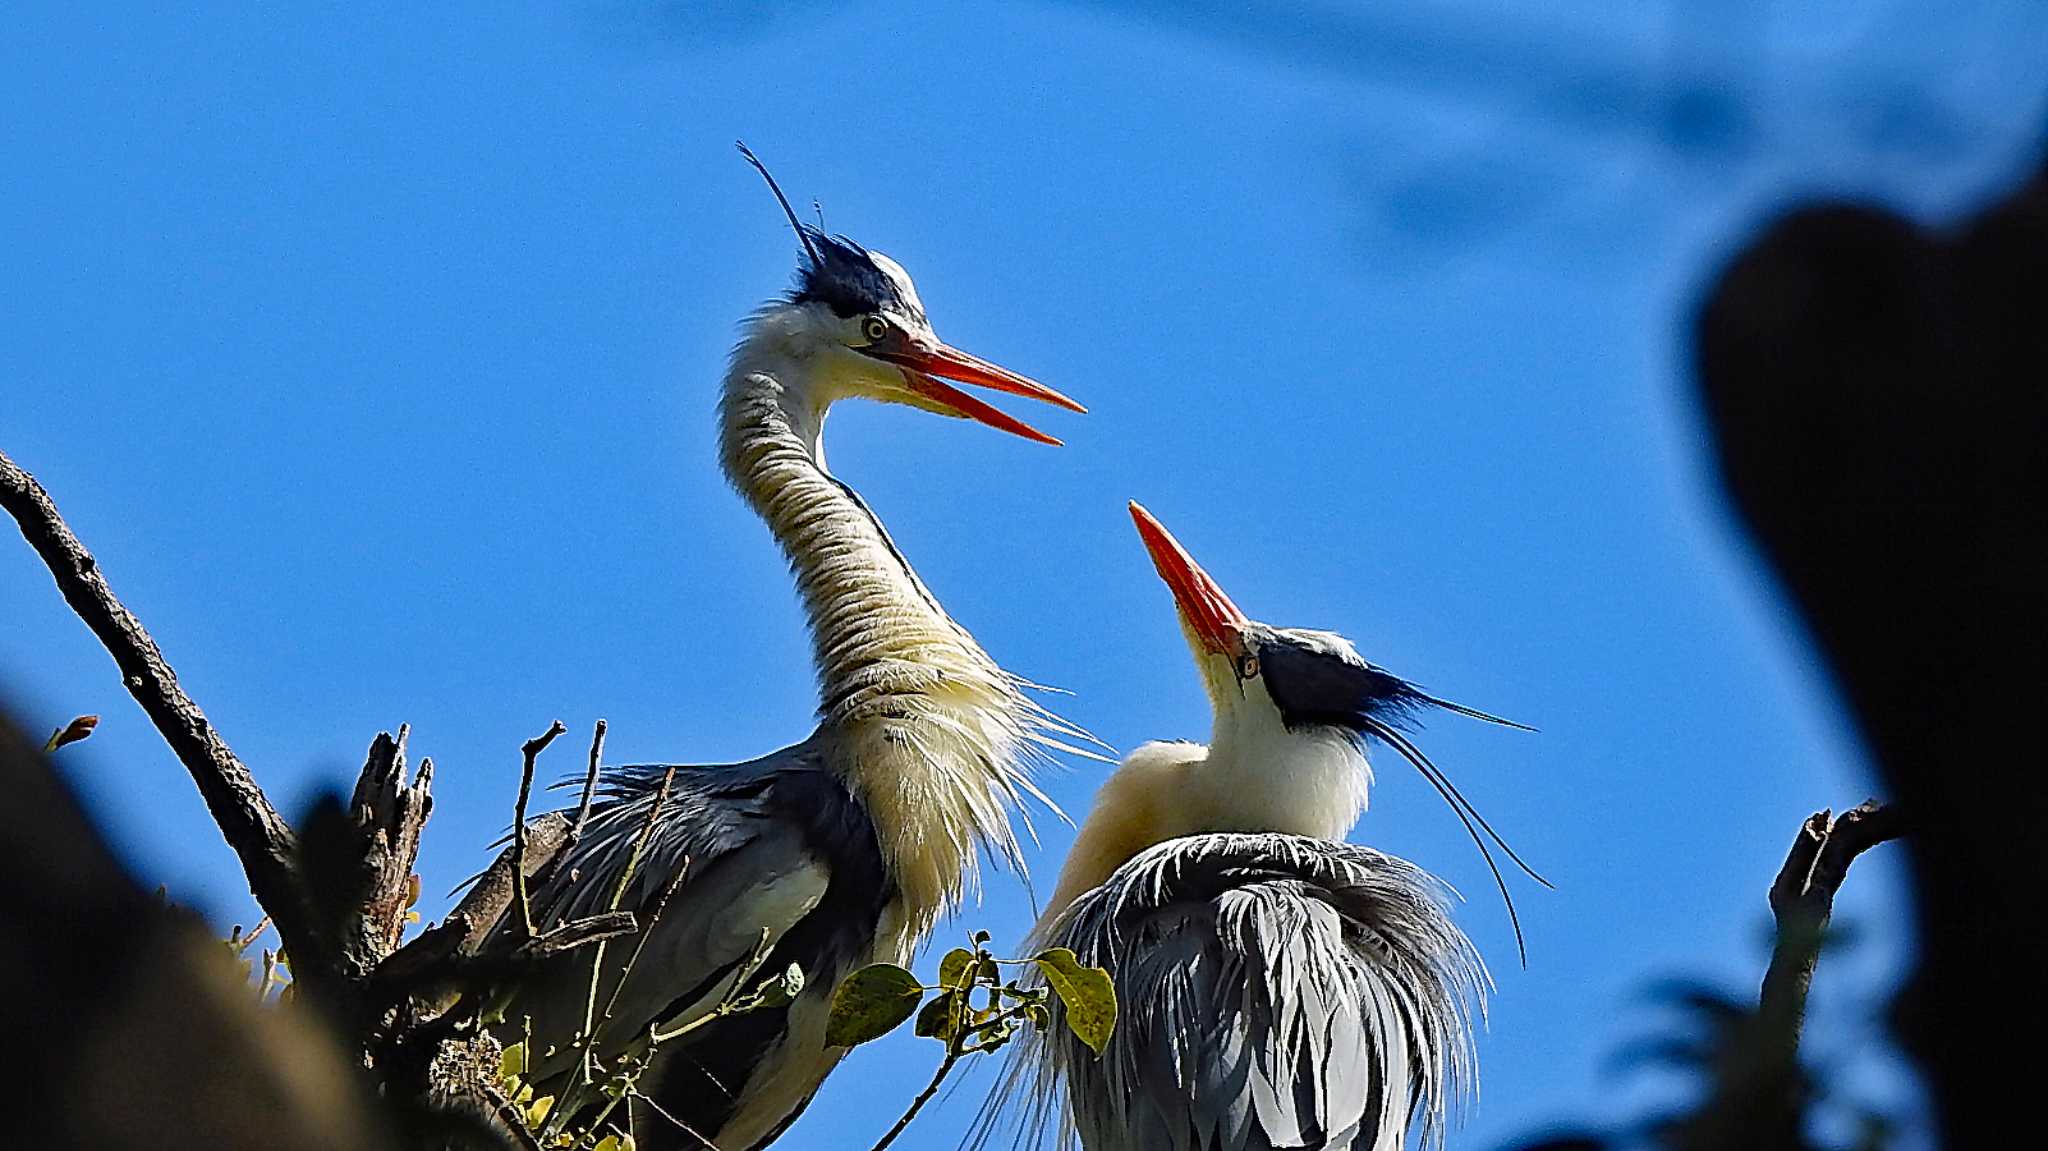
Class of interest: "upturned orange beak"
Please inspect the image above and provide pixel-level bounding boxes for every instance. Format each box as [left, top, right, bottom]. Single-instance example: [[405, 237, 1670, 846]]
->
[[1129, 501, 1249, 657], [883, 341, 1085, 446]]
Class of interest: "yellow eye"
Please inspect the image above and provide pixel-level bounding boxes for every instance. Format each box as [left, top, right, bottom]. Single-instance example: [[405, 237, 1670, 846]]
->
[[863, 316, 889, 344], [1237, 654, 1260, 679]]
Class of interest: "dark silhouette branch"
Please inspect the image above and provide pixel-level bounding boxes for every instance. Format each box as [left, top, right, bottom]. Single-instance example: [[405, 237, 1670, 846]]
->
[[0, 447, 320, 968], [3, 445, 630, 1147], [1758, 800, 1906, 1065], [1695, 161, 2048, 1147]]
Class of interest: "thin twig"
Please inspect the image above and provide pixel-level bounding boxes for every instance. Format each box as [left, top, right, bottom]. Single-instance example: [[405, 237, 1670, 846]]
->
[[550, 767, 677, 1142], [635, 1090, 720, 1151], [646, 927, 770, 1046], [602, 855, 692, 1026], [1, 448, 316, 964], [585, 767, 677, 1037], [517, 912, 640, 961], [534, 719, 608, 893], [863, 962, 1039, 1151], [513, 721, 567, 940], [233, 916, 272, 955], [869, 1045, 963, 1151], [571, 719, 606, 848], [484, 1084, 547, 1151]]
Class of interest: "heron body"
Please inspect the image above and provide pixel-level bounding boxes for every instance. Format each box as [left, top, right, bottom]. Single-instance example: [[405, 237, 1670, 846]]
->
[[486, 155, 1084, 1150], [1037, 834, 1482, 1151], [995, 504, 1515, 1151]]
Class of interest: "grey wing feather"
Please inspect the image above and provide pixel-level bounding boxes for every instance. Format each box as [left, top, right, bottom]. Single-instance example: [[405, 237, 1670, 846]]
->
[[483, 751, 833, 1082], [985, 833, 1488, 1151]]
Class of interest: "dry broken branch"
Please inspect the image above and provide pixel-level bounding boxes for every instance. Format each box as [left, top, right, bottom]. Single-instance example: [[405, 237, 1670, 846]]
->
[[1759, 799, 1907, 1065], [513, 720, 568, 940], [0, 447, 322, 972]]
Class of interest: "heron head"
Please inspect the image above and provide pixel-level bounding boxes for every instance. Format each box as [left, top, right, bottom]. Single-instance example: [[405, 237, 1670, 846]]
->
[[1128, 501, 1529, 740], [1127, 499, 1547, 961], [739, 142, 1084, 444]]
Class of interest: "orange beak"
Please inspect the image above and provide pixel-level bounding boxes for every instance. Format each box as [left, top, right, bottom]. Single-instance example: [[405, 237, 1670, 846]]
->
[[882, 341, 1085, 446], [1128, 501, 1249, 657]]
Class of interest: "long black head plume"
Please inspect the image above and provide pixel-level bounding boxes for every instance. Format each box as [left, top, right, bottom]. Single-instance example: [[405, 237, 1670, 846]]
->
[[735, 140, 926, 323], [1254, 625, 1547, 965], [736, 139, 822, 268]]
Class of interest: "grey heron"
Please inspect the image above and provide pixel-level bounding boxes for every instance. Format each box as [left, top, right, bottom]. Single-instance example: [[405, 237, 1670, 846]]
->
[[482, 146, 1088, 1150], [993, 502, 1536, 1151]]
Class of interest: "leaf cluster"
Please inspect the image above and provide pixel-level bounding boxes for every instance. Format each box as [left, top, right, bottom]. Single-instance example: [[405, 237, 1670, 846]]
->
[[825, 931, 1116, 1151]]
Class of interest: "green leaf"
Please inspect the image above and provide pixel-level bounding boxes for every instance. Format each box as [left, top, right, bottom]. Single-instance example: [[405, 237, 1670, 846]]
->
[[1033, 948, 1117, 1055], [524, 1094, 554, 1129], [499, 1041, 529, 1079], [915, 989, 966, 1042], [826, 963, 923, 1048], [937, 947, 976, 991], [973, 1017, 1016, 1048]]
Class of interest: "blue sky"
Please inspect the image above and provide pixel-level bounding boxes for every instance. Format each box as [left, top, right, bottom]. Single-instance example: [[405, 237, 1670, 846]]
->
[[5, 4, 2044, 1147]]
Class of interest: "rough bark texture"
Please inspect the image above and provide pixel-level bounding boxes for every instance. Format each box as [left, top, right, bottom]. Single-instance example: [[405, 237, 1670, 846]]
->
[[341, 729, 436, 980]]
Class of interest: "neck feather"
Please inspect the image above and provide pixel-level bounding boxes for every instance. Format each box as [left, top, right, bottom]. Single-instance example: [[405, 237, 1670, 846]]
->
[[1040, 693, 1369, 930], [719, 316, 1055, 937]]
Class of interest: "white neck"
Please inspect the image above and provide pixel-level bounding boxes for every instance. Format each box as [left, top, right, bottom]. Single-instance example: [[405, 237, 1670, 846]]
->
[[1041, 673, 1370, 928], [719, 305, 1049, 942]]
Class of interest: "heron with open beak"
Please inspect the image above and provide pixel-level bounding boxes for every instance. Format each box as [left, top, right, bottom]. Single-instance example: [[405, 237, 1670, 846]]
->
[[479, 146, 1089, 1150], [991, 503, 1539, 1151]]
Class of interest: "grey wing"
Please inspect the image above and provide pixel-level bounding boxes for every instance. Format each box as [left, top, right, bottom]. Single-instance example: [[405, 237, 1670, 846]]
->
[[1000, 833, 1487, 1151], [488, 759, 833, 1082]]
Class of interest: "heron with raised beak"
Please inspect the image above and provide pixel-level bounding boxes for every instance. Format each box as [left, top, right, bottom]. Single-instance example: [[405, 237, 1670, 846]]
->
[[991, 502, 1539, 1151]]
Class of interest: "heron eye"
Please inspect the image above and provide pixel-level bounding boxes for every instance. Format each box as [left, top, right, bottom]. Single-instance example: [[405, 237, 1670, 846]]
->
[[1237, 654, 1260, 679], [862, 315, 889, 344]]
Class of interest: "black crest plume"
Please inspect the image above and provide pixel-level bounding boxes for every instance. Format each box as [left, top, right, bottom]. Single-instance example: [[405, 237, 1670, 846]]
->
[[1258, 628, 1549, 965], [736, 139, 822, 268], [734, 141, 919, 322]]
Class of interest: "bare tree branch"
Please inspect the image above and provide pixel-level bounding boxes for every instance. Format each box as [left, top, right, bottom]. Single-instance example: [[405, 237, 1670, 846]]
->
[[532, 719, 606, 893], [331, 727, 435, 983], [567, 719, 607, 859], [0, 447, 318, 963], [1758, 799, 1907, 1064], [513, 721, 567, 940], [6, 446, 643, 1144]]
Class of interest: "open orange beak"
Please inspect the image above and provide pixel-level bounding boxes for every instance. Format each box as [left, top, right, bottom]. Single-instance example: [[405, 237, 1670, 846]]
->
[[1129, 501, 1249, 657], [882, 341, 1085, 446]]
